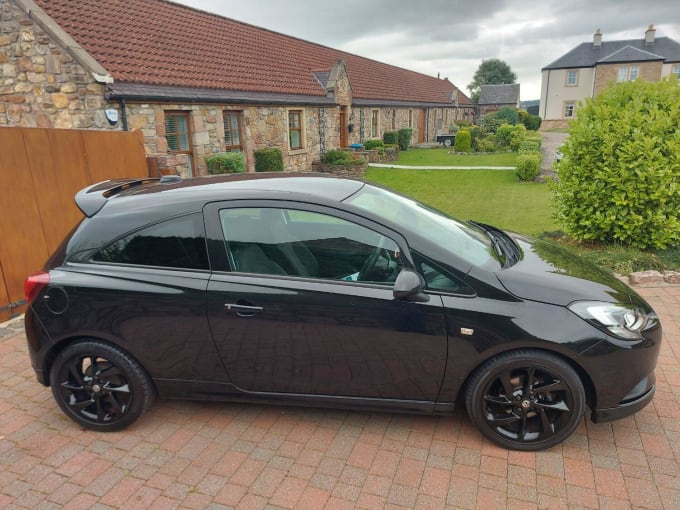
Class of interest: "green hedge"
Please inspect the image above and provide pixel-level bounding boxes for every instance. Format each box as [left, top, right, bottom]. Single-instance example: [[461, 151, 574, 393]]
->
[[254, 148, 284, 172], [518, 140, 541, 153], [453, 129, 471, 152], [364, 139, 384, 150], [205, 152, 246, 174], [383, 131, 398, 145], [515, 153, 541, 181], [552, 78, 680, 248], [322, 149, 352, 164], [397, 128, 413, 151]]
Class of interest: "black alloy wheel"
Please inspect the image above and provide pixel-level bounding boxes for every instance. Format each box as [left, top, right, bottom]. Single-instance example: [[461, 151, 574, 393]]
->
[[465, 350, 585, 451], [50, 341, 155, 431]]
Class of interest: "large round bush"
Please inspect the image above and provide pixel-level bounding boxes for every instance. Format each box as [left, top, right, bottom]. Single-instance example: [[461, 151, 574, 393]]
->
[[552, 78, 680, 249]]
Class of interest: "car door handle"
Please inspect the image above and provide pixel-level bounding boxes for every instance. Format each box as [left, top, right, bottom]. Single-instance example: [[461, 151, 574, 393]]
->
[[224, 303, 263, 317]]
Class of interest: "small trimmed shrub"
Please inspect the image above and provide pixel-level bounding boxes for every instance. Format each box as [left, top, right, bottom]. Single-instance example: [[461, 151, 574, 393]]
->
[[479, 113, 501, 134], [322, 149, 352, 164], [206, 152, 246, 174], [525, 134, 542, 149], [496, 124, 526, 148], [475, 137, 497, 153], [453, 129, 471, 153], [383, 131, 399, 145], [518, 140, 541, 153], [397, 128, 413, 151], [364, 139, 384, 150], [496, 106, 520, 125], [515, 153, 541, 181], [523, 114, 542, 131], [254, 147, 284, 172]]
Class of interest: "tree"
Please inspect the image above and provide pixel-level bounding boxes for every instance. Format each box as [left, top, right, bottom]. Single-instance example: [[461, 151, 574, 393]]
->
[[552, 77, 680, 249], [467, 59, 517, 104]]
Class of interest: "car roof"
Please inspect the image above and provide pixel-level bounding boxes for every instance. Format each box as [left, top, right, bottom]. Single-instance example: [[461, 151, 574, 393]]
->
[[76, 173, 366, 217]]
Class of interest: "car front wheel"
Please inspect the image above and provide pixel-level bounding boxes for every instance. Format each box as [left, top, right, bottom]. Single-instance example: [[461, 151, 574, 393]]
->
[[50, 341, 155, 431], [465, 350, 585, 451]]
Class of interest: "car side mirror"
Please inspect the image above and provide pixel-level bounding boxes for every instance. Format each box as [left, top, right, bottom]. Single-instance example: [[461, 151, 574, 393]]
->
[[393, 269, 429, 302]]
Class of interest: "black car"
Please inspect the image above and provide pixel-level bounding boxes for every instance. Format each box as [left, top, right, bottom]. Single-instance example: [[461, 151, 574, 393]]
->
[[24, 173, 661, 451]]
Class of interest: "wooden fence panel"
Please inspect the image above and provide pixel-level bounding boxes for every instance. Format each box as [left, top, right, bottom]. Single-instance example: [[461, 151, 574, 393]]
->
[[0, 128, 51, 316], [0, 126, 149, 319]]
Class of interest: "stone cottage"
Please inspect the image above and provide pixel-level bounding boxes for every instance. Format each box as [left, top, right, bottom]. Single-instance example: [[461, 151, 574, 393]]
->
[[1, 0, 474, 175]]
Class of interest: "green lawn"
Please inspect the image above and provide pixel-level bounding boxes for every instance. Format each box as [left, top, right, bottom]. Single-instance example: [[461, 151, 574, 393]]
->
[[365, 167, 557, 235], [395, 149, 517, 167]]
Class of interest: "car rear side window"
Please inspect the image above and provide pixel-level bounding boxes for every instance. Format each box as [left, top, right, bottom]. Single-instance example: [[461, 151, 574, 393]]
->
[[92, 213, 209, 270]]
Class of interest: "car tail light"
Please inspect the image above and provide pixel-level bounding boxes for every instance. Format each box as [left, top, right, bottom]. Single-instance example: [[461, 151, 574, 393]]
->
[[25, 272, 50, 304]]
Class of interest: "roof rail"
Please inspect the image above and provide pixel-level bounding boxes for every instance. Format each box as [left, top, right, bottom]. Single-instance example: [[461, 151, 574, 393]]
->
[[75, 178, 159, 217]]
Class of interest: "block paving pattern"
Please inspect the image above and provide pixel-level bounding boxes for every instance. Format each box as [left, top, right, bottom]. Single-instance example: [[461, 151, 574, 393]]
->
[[1, 285, 679, 509]]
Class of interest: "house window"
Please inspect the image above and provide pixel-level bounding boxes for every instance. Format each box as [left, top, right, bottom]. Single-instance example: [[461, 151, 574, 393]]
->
[[618, 66, 639, 82], [408, 109, 413, 128], [566, 70, 578, 86], [165, 111, 193, 175], [223, 111, 242, 151], [392, 110, 396, 130], [672, 64, 680, 78], [165, 112, 190, 153], [563, 101, 575, 118], [371, 109, 380, 138], [288, 110, 303, 150]]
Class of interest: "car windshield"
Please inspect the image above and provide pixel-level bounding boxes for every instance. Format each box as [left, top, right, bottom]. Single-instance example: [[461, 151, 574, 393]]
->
[[344, 185, 500, 268]]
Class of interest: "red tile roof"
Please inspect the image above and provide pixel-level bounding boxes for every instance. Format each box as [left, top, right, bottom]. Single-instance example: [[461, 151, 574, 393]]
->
[[33, 0, 471, 106]]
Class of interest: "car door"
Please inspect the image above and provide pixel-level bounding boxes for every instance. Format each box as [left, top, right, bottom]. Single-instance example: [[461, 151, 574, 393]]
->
[[204, 201, 448, 403]]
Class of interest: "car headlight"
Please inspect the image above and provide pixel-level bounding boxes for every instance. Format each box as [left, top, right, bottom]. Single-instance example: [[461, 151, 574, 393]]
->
[[568, 301, 652, 340]]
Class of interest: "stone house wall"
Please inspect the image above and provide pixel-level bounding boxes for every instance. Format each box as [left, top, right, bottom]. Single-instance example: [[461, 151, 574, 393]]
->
[[593, 61, 663, 94], [0, 0, 115, 129], [2, 0, 473, 176]]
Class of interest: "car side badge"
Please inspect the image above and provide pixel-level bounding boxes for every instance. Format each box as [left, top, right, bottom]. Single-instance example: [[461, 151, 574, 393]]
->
[[461, 328, 474, 336]]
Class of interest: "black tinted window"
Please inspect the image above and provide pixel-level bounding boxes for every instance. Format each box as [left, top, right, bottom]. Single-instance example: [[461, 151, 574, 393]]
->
[[93, 214, 208, 270], [220, 207, 402, 284]]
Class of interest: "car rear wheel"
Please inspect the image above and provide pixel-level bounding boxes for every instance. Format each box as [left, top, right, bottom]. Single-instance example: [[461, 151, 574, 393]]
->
[[465, 350, 585, 451], [50, 341, 155, 431]]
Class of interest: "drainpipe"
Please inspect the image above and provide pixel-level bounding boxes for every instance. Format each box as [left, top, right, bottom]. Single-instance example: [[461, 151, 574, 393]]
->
[[119, 98, 129, 131]]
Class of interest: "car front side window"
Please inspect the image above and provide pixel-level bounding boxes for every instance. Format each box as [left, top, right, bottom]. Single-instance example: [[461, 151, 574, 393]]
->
[[219, 207, 403, 284]]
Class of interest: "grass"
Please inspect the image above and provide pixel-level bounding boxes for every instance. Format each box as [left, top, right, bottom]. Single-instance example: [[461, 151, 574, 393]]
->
[[395, 149, 517, 167], [366, 150, 679, 274], [365, 167, 557, 235]]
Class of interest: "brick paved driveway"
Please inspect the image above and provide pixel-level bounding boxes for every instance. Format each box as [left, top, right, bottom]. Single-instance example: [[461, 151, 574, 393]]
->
[[1, 285, 679, 509]]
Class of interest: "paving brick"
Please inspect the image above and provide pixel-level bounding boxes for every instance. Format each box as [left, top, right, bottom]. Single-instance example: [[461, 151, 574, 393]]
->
[[1, 287, 679, 509]]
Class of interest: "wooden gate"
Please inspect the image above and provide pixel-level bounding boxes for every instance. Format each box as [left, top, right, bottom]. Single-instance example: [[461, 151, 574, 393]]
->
[[0, 127, 149, 320]]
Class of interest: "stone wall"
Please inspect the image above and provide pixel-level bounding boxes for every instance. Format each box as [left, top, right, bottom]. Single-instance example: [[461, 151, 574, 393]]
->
[[0, 0, 116, 129], [594, 62, 663, 95]]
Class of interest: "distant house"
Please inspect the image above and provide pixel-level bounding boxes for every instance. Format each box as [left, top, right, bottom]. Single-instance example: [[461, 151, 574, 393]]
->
[[520, 100, 540, 116], [1, 0, 474, 175], [540, 25, 680, 129], [478, 84, 520, 115]]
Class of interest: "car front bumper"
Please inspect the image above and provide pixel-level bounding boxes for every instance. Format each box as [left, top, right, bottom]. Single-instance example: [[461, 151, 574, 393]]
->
[[591, 373, 656, 423]]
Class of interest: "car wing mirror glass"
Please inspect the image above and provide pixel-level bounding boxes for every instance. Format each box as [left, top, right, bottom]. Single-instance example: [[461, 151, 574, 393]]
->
[[393, 269, 428, 302]]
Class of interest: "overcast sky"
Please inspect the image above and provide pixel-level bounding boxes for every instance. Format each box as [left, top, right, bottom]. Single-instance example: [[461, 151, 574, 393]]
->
[[175, 0, 680, 101]]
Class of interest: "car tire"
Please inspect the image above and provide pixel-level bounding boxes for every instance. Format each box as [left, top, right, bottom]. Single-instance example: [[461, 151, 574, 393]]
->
[[50, 341, 155, 431], [443, 138, 452, 147], [465, 350, 585, 451]]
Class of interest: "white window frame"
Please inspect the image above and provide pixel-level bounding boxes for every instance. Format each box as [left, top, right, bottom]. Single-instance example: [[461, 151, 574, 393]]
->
[[563, 101, 575, 118], [566, 70, 578, 87], [618, 65, 639, 82], [672, 64, 680, 79]]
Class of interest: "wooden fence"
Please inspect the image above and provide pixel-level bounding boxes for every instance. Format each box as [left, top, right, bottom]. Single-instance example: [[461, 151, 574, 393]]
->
[[0, 127, 149, 320]]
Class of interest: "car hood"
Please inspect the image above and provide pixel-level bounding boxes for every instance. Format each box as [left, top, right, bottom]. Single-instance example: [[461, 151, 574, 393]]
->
[[495, 234, 637, 307]]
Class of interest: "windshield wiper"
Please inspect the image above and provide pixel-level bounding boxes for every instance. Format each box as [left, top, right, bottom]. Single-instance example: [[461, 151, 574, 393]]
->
[[468, 220, 517, 268]]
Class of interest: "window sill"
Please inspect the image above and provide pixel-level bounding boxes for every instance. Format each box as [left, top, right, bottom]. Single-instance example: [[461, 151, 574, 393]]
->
[[289, 148, 308, 156]]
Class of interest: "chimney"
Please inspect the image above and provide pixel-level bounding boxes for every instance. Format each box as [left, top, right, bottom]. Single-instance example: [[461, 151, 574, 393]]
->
[[645, 24, 656, 45], [593, 28, 602, 47]]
